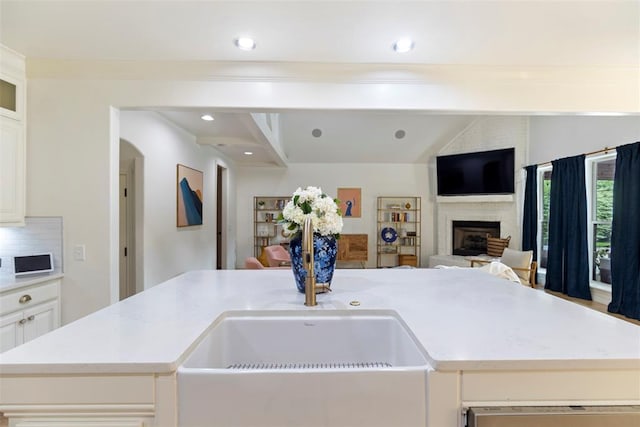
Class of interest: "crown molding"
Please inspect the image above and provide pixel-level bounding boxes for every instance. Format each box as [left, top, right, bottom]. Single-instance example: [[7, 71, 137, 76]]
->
[[26, 59, 640, 86]]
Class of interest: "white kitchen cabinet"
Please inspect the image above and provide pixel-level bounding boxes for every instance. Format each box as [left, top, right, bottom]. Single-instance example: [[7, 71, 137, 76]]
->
[[0, 279, 60, 353], [0, 116, 25, 225], [0, 310, 24, 352], [0, 44, 26, 226]]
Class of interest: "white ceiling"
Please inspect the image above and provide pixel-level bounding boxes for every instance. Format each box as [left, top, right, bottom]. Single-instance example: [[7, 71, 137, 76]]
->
[[2, 0, 638, 165]]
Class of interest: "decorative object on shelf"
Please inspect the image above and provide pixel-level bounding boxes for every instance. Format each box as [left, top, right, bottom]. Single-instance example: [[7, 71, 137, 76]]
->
[[257, 246, 270, 267], [405, 202, 411, 209], [337, 187, 361, 218], [278, 186, 343, 293], [381, 227, 398, 243], [390, 211, 410, 222], [257, 200, 265, 209], [176, 164, 203, 227], [381, 245, 397, 254], [398, 254, 418, 267]]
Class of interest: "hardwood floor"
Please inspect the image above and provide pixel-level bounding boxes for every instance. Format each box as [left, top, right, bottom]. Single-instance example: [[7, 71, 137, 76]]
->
[[545, 289, 640, 326]]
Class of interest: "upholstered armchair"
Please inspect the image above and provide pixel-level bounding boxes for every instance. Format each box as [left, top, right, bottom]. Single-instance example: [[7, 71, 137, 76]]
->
[[470, 247, 537, 287], [263, 245, 291, 267], [244, 256, 289, 270], [245, 257, 266, 269]]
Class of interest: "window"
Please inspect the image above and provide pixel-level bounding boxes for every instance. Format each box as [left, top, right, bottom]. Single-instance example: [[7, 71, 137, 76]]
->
[[537, 166, 552, 269], [588, 154, 616, 285], [537, 153, 616, 287]]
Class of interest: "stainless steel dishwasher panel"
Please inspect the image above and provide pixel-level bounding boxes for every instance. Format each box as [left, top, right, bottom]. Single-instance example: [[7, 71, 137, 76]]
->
[[467, 405, 640, 427]]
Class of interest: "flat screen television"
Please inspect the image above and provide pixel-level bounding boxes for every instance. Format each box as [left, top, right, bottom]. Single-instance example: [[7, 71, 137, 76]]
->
[[436, 147, 515, 196]]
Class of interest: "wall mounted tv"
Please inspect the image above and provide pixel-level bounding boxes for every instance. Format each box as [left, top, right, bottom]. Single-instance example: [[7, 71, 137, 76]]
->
[[436, 147, 515, 196]]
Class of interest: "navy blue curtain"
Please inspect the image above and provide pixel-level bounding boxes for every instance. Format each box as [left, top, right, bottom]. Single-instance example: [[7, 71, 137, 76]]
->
[[522, 165, 538, 260], [608, 142, 640, 320], [545, 155, 591, 300]]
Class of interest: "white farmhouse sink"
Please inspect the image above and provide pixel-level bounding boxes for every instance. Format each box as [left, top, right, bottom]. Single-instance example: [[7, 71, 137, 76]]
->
[[177, 310, 431, 427]]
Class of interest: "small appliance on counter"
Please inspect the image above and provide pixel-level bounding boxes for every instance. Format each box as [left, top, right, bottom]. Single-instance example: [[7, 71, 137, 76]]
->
[[13, 253, 54, 276]]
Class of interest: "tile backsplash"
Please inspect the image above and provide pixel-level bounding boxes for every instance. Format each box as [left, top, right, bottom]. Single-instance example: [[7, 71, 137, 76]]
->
[[0, 217, 63, 277]]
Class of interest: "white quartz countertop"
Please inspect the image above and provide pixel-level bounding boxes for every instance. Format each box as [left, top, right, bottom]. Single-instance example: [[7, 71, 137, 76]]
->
[[0, 271, 63, 293], [1, 269, 639, 375]]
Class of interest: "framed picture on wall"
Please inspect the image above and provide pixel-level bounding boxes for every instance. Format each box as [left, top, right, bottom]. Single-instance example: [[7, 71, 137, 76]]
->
[[177, 164, 203, 227], [337, 187, 361, 218]]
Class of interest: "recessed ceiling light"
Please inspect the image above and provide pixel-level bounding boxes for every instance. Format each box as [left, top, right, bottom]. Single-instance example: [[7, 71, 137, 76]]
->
[[394, 129, 406, 139], [393, 38, 414, 53], [234, 37, 256, 51], [311, 128, 322, 138], [244, 151, 253, 155], [201, 114, 214, 121]]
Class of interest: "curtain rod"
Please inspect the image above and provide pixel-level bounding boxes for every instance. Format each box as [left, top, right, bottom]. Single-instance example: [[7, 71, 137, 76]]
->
[[536, 146, 616, 167]]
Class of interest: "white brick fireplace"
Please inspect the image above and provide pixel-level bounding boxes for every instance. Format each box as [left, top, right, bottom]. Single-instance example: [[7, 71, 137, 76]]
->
[[436, 196, 520, 256], [428, 194, 523, 268], [428, 117, 527, 267]]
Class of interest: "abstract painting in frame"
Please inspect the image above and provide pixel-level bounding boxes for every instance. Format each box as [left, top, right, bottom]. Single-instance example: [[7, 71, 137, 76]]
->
[[337, 187, 361, 218], [177, 164, 203, 227]]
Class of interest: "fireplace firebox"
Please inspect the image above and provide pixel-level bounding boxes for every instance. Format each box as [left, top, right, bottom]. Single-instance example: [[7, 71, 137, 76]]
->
[[452, 221, 500, 256]]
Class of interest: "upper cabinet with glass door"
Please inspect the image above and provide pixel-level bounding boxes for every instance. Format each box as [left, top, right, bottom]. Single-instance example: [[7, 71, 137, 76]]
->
[[0, 45, 25, 121], [0, 45, 26, 226]]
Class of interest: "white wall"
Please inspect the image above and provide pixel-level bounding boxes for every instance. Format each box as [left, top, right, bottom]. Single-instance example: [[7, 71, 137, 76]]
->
[[27, 80, 114, 323], [119, 111, 220, 289], [26, 78, 241, 323], [236, 164, 430, 268], [529, 116, 640, 164]]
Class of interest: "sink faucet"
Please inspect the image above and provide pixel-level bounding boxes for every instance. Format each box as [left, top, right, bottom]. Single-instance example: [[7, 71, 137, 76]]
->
[[302, 216, 317, 306]]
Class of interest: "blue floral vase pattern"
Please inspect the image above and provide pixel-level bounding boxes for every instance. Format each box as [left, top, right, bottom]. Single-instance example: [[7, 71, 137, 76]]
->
[[289, 233, 338, 293]]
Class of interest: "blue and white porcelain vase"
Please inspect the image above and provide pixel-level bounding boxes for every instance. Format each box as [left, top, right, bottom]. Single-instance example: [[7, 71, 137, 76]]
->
[[289, 233, 338, 293]]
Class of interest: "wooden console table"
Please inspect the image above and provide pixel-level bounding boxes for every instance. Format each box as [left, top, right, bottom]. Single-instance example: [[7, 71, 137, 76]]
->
[[337, 234, 368, 268]]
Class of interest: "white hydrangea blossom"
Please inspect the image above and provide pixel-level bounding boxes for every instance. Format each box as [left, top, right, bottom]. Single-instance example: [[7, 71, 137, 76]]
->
[[279, 186, 343, 237]]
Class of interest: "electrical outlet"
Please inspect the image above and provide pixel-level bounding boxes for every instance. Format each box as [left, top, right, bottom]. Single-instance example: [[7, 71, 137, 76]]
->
[[73, 245, 86, 261]]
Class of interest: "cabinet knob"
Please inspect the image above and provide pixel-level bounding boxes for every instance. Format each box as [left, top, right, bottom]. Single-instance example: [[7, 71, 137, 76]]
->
[[18, 318, 27, 325], [19, 294, 32, 304], [27, 315, 35, 321]]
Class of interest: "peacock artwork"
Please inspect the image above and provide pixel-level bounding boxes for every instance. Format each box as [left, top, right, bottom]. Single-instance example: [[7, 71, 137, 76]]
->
[[177, 164, 203, 227]]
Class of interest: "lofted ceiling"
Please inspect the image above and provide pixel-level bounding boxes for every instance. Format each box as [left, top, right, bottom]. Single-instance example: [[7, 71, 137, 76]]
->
[[2, 0, 638, 165]]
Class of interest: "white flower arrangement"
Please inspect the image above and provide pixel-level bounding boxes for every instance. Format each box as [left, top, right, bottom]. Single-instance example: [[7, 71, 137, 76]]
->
[[277, 186, 343, 237]]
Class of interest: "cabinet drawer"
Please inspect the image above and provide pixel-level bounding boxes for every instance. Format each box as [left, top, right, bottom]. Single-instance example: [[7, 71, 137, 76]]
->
[[0, 281, 59, 315]]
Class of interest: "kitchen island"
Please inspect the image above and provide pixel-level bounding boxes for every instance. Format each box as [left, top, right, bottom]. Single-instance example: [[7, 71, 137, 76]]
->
[[1, 268, 639, 426]]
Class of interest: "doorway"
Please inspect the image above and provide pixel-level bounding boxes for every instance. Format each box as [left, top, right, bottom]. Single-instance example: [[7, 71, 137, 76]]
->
[[216, 165, 227, 269], [119, 171, 136, 299], [119, 139, 143, 299]]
